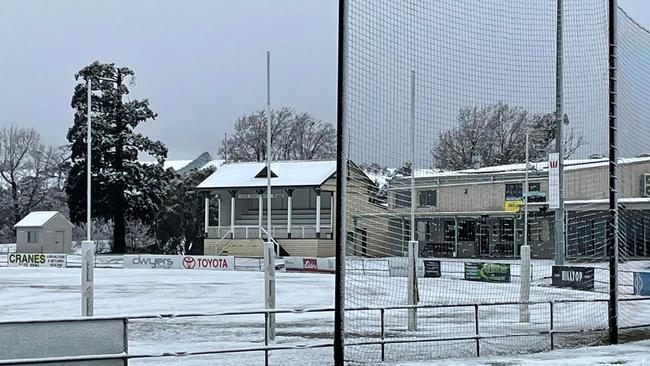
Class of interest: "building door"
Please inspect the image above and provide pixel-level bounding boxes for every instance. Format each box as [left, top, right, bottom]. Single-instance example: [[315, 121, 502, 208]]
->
[[54, 231, 65, 253]]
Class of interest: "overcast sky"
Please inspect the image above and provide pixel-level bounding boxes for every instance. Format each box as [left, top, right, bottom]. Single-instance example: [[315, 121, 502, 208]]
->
[[0, 1, 647, 160]]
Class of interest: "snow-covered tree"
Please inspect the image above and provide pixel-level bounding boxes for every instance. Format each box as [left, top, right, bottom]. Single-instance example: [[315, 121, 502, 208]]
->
[[219, 107, 335, 162], [155, 167, 217, 254], [0, 126, 68, 241], [431, 102, 584, 170], [65, 62, 168, 253]]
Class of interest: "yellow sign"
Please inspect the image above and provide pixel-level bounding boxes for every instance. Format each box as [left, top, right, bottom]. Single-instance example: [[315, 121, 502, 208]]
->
[[503, 200, 523, 212]]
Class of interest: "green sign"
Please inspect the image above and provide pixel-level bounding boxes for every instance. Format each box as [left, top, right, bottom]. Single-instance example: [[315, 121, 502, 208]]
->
[[464, 262, 511, 283]]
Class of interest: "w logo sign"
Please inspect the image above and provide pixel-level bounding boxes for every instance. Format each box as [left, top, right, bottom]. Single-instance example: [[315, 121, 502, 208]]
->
[[549, 161, 558, 169]]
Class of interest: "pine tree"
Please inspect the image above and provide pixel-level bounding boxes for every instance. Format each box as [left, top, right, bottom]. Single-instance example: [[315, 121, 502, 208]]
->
[[65, 62, 168, 253]]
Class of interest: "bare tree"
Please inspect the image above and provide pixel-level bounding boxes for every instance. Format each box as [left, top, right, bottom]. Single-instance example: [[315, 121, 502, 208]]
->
[[432, 103, 585, 170], [219, 108, 336, 162], [0, 127, 66, 238]]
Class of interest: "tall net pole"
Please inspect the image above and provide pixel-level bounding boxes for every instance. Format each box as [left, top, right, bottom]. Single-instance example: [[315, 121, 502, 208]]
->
[[407, 70, 418, 331], [334, 0, 348, 362], [554, 0, 565, 266], [607, 0, 619, 345]]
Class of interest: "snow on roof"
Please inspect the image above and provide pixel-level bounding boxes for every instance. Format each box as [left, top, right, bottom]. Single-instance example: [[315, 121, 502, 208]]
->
[[200, 159, 226, 170], [197, 160, 336, 189], [14, 211, 62, 228], [417, 156, 650, 179]]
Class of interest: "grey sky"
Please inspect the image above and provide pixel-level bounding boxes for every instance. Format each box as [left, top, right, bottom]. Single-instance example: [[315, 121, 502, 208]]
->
[[0, 0, 337, 159], [0, 1, 647, 161]]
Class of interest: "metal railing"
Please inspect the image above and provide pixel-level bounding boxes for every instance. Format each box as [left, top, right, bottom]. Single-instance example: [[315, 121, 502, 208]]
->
[[208, 225, 333, 239], [10, 297, 648, 365]]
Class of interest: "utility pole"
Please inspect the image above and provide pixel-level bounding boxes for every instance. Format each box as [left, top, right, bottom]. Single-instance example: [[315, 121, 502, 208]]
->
[[113, 70, 126, 253], [407, 70, 418, 331]]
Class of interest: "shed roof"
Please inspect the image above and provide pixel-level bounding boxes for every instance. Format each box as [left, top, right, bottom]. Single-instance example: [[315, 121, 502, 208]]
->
[[14, 211, 71, 228], [197, 160, 337, 189]]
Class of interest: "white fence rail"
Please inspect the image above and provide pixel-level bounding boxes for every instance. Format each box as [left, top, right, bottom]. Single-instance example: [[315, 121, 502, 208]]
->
[[208, 225, 333, 239]]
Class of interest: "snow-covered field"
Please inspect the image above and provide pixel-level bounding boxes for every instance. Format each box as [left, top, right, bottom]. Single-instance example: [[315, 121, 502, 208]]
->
[[1, 262, 649, 365]]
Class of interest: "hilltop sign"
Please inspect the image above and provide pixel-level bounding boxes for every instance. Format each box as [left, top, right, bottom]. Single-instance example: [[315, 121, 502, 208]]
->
[[552, 266, 595, 291]]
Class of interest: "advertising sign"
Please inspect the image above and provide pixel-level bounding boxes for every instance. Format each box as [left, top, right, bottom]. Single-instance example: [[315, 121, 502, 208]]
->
[[464, 262, 511, 283], [423, 259, 441, 278], [8, 253, 66, 268], [181, 255, 234, 271], [302, 258, 318, 272], [124, 255, 180, 269], [633, 272, 650, 296], [503, 200, 523, 212], [551, 266, 595, 291], [548, 152, 560, 209]]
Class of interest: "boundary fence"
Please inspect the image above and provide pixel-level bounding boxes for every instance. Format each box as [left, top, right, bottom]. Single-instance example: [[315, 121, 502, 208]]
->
[[4, 298, 650, 365]]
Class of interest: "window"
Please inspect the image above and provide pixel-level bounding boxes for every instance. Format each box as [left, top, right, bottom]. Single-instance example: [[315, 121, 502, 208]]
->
[[500, 220, 514, 241], [458, 220, 476, 241], [418, 190, 437, 207], [394, 190, 411, 208], [505, 184, 523, 201], [444, 220, 476, 242], [27, 231, 39, 244]]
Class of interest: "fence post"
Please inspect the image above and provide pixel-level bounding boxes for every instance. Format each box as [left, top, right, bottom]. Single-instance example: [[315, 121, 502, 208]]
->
[[550, 301, 555, 350], [380, 308, 386, 361], [264, 312, 269, 366], [474, 304, 480, 357]]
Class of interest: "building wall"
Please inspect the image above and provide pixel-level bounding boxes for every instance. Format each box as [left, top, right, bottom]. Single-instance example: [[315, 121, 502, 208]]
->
[[15, 215, 72, 254]]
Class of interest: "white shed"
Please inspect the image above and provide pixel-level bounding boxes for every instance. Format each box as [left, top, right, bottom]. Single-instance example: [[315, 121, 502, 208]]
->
[[14, 211, 73, 254]]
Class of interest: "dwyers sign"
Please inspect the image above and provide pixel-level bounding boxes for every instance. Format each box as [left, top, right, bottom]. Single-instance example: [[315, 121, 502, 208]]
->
[[551, 266, 595, 291], [124, 255, 180, 270], [633, 272, 650, 296], [8, 253, 66, 268], [464, 262, 511, 283], [182, 256, 234, 271], [423, 260, 441, 278]]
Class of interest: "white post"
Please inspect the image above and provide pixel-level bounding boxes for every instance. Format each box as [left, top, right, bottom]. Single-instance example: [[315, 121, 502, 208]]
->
[[407, 240, 418, 331], [259, 193, 264, 239], [287, 191, 293, 238], [519, 245, 531, 323], [81, 240, 94, 317], [204, 196, 209, 235], [407, 70, 418, 331], [264, 241, 276, 341], [265, 50, 276, 341], [520, 131, 531, 323], [82, 78, 94, 317], [316, 190, 322, 239], [230, 193, 235, 239]]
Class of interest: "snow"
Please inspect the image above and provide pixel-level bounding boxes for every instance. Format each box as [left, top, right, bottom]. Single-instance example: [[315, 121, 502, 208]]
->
[[200, 159, 225, 170], [197, 160, 336, 189], [394, 340, 650, 365], [1, 262, 649, 365], [414, 156, 650, 179], [141, 159, 194, 171], [13, 211, 60, 227]]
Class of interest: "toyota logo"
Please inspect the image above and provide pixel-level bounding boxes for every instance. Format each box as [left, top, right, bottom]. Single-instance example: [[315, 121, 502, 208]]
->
[[183, 256, 196, 269]]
